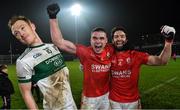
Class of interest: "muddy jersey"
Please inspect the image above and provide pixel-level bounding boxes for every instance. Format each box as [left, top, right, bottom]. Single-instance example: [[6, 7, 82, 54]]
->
[[16, 43, 66, 83], [76, 44, 114, 97], [16, 43, 76, 109], [110, 50, 149, 102]]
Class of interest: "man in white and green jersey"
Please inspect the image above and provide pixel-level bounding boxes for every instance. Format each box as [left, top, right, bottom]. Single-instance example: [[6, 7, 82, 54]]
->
[[8, 15, 77, 109]]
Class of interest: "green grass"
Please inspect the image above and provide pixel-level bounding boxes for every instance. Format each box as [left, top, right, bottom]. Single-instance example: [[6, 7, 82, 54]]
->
[[0, 59, 180, 109], [139, 59, 180, 108]]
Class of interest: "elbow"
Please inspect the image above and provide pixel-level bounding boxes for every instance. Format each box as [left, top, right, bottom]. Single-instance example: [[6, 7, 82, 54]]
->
[[52, 38, 59, 45], [52, 39, 63, 47], [52, 39, 66, 51]]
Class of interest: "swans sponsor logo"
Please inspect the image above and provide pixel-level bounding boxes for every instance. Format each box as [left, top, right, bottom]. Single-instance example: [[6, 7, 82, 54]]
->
[[111, 69, 131, 78], [91, 64, 111, 72]]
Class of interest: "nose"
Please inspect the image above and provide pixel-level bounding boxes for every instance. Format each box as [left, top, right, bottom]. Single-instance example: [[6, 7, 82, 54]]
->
[[118, 36, 125, 41], [19, 30, 26, 38], [96, 38, 101, 42]]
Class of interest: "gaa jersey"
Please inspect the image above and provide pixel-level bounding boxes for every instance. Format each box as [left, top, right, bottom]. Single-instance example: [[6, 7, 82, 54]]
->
[[110, 50, 149, 102], [16, 43, 66, 83], [76, 44, 114, 97], [16, 43, 77, 109]]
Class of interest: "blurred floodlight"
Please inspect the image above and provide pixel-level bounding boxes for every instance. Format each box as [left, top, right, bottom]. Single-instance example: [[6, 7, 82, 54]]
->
[[71, 3, 82, 16]]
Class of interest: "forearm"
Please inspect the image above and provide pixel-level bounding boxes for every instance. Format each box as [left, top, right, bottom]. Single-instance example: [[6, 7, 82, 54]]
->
[[19, 84, 38, 109], [49, 19, 77, 54], [23, 92, 38, 109], [49, 19, 63, 46], [147, 25, 175, 66], [158, 41, 172, 65]]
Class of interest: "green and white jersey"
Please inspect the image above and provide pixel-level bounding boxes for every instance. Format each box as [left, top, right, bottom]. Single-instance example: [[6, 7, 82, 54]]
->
[[16, 43, 66, 83], [16, 43, 77, 109]]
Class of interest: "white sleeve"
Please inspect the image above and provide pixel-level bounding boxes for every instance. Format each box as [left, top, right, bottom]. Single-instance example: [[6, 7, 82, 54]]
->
[[16, 59, 33, 83]]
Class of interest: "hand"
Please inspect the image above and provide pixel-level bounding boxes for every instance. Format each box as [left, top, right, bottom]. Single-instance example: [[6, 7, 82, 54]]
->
[[161, 25, 176, 41], [47, 3, 60, 19]]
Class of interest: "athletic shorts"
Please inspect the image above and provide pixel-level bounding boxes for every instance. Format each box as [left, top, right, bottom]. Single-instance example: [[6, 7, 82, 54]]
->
[[110, 99, 141, 109], [37, 67, 77, 109], [81, 92, 110, 110]]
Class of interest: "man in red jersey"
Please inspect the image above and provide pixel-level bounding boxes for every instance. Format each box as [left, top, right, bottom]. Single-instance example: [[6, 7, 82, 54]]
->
[[47, 3, 114, 109], [109, 25, 175, 109]]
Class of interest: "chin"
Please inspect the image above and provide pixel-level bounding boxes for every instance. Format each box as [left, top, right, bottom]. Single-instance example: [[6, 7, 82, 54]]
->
[[95, 50, 102, 54], [116, 45, 123, 48]]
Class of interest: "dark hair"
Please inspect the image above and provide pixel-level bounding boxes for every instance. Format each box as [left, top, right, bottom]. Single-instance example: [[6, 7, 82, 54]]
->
[[91, 27, 107, 37], [111, 26, 134, 51], [8, 15, 31, 29], [111, 26, 127, 39]]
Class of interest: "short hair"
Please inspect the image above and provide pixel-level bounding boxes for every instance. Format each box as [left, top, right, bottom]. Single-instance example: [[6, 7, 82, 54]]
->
[[8, 15, 31, 29], [91, 27, 107, 37], [111, 26, 127, 39]]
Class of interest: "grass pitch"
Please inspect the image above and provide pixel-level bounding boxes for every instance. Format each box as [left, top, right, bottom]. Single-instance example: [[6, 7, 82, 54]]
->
[[0, 59, 180, 109]]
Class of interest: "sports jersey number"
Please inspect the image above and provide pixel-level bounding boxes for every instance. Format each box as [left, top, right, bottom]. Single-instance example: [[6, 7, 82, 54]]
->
[[118, 59, 123, 66], [43, 47, 52, 54]]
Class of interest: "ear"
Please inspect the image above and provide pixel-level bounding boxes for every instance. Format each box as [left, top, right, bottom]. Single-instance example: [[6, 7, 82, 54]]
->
[[30, 23, 36, 31]]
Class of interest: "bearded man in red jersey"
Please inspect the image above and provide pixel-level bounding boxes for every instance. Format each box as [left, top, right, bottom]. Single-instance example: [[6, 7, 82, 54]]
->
[[109, 25, 175, 109]]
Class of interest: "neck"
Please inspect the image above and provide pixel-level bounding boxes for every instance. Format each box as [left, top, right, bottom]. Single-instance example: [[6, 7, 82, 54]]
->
[[30, 34, 43, 46]]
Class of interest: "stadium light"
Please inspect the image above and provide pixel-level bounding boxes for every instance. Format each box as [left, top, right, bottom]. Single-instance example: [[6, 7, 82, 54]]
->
[[70, 4, 82, 16], [70, 3, 82, 44]]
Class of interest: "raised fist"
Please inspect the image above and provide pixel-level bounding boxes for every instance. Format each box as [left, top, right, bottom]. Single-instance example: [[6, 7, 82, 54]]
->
[[47, 3, 60, 19], [161, 25, 176, 41]]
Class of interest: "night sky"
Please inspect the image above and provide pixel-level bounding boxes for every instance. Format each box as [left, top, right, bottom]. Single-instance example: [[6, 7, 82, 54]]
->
[[0, 0, 179, 54]]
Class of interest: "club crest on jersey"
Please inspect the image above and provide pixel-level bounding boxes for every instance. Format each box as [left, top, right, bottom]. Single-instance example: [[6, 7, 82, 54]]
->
[[106, 52, 110, 58], [54, 59, 63, 67], [126, 57, 131, 64]]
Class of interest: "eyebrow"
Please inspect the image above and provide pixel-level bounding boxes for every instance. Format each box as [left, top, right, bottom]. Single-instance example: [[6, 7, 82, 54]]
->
[[12, 24, 24, 32]]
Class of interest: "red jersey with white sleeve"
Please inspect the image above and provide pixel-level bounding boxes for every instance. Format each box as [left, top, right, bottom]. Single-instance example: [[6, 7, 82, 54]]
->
[[76, 44, 114, 97], [110, 50, 149, 102]]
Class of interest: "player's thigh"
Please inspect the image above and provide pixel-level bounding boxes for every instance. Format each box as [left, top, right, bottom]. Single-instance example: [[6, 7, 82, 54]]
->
[[110, 99, 140, 109], [99, 93, 110, 110], [81, 95, 104, 109]]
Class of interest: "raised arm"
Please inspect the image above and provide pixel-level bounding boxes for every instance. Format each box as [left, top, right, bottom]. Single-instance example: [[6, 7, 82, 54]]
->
[[147, 25, 175, 65], [47, 3, 76, 54], [19, 83, 38, 109]]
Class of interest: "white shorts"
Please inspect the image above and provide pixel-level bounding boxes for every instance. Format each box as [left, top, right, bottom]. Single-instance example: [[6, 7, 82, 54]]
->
[[81, 92, 110, 110], [110, 99, 141, 109]]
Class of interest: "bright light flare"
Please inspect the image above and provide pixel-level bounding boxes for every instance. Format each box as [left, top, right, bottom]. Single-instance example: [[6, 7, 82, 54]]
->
[[71, 4, 82, 16]]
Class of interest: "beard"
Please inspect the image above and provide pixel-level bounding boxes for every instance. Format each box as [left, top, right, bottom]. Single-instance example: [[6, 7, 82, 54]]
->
[[113, 41, 133, 51]]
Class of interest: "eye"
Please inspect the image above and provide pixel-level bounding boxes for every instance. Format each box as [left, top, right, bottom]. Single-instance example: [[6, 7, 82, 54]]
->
[[100, 37, 105, 40], [92, 36, 98, 40], [13, 31, 19, 36], [114, 35, 118, 38], [120, 35, 126, 38], [21, 26, 25, 30]]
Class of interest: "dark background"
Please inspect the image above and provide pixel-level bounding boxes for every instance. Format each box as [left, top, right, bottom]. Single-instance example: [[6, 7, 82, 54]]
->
[[0, 0, 179, 55]]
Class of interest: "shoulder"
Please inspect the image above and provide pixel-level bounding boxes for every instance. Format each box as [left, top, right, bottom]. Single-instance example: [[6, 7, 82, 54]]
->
[[76, 44, 86, 48], [18, 48, 32, 60], [76, 44, 90, 51]]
